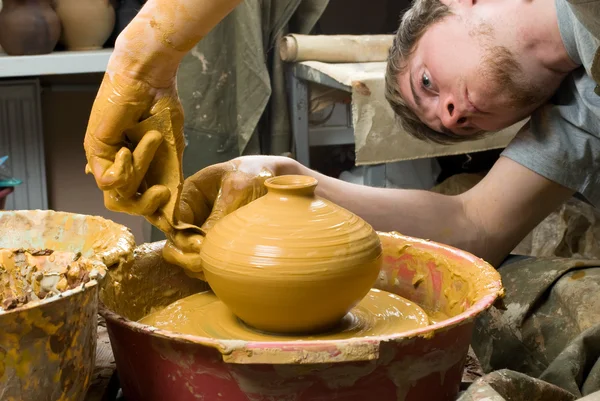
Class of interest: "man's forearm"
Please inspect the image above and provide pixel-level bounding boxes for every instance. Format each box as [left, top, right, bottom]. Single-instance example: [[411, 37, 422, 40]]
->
[[278, 156, 574, 267], [278, 159, 481, 258], [111, 0, 243, 87]]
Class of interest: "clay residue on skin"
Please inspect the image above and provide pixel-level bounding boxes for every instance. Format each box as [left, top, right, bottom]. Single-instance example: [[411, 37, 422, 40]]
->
[[199, 175, 383, 334], [0, 248, 105, 312], [139, 288, 429, 341], [84, 73, 185, 219], [161, 160, 275, 278]]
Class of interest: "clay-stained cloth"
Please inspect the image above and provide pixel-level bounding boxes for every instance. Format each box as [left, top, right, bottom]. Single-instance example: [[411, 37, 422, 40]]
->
[[176, 0, 329, 175], [458, 257, 600, 401], [297, 61, 527, 165], [432, 175, 600, 400]]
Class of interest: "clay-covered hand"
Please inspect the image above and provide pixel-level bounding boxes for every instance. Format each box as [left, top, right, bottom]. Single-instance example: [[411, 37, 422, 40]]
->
[[83, 69, 185, 216], [84, 0, 243, 217], [162, 156, 293, 278]]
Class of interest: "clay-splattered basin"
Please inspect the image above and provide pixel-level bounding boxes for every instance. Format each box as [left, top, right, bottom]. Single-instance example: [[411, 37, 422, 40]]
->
[[0, 210, 135, 401], [101, 232, 503, 401]]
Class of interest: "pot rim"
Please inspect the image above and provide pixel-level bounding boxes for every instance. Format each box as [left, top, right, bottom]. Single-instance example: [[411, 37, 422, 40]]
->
[[0, 277, 101, 316], [100, 231, 503, 365]]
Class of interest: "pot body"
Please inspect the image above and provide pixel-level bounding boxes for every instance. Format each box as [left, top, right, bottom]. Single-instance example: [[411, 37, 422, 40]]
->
[[55, 0, 115, 50], [0, 0, 61, 55], [101, 233, 503, 401], [200, 175, 383, 334]]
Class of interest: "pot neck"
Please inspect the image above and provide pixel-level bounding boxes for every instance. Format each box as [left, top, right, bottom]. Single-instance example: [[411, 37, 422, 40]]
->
[[264, 175, 318, 197]]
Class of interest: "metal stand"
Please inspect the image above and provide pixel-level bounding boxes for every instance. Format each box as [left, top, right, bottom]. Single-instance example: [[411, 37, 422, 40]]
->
[[286, 63, 387, 188]]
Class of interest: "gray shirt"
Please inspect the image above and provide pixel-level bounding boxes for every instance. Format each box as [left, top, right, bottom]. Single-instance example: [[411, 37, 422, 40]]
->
[[501, 0, 600, 206]]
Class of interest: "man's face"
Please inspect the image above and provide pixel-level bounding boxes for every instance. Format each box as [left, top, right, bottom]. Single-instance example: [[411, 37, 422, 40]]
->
[[397, 12, 542, 137]]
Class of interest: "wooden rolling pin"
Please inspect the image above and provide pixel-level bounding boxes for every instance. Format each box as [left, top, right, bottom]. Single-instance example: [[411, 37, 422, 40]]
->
[[279, 34, 394, 63]]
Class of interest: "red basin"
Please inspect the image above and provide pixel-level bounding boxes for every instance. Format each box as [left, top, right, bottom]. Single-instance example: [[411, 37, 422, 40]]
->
[[100, 232, 503, 401]]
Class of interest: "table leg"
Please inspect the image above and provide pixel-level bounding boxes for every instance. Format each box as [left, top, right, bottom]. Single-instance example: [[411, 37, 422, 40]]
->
[[364, 164, 387, 188], [287, 67, 310, 167]]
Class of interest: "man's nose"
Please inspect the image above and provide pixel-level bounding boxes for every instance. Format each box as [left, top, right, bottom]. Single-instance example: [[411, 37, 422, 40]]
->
[[439, 97, 468, 130]]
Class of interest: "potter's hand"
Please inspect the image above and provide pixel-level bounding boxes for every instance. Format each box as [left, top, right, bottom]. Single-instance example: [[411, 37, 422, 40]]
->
[[163, 156, 292, 278], [84, 68, 185, 214], [84, 0, 244, 214]]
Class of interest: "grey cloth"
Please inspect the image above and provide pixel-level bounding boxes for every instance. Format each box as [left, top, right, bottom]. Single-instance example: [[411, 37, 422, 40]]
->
[[176, 0, 328, 176], [501, 0, 600, 207], [458, 257, 600, 400]]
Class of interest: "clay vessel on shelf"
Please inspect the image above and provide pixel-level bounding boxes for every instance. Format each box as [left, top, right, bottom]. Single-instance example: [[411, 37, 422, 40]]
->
[[200, 175, 383, 334], [0, 0, 61, 56], [54, 0, 115, 50]]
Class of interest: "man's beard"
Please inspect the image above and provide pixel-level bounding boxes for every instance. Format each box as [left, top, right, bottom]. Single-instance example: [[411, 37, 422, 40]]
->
[[481, 44, 546, 110], [470, 21, 547, 110]]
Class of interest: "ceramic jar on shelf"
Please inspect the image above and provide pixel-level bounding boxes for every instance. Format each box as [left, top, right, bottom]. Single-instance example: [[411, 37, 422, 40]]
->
[[0, 0, 61, 55], [54, 0, 115, 50], [200, 174, 383, 334]]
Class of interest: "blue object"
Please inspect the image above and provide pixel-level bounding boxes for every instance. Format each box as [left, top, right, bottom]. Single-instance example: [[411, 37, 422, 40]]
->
[[0, 156, 23, 187]]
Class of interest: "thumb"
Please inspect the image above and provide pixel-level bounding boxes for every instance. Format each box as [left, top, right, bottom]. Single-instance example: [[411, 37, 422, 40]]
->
[[162, 232, 206, 280]]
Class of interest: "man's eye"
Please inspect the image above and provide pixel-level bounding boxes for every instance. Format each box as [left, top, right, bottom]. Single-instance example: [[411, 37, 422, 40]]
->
[[421, 73, 431, 89]]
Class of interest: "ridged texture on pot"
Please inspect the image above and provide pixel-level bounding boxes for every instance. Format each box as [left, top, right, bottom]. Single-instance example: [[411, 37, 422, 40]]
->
[[200, 175, 382, 334]]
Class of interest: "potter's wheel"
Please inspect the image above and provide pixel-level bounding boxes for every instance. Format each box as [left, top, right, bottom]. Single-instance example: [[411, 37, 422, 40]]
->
[[139, 288, 430, 341]]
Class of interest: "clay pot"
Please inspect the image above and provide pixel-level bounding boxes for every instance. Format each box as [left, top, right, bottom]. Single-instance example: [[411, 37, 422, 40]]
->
[[0, 0, 61, 56], [200, 175, 383, 334], [55, 0, 115, 50]]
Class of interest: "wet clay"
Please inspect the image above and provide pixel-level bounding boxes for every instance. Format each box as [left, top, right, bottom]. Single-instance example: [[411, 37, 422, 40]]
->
[[0, 210, 135, 401], [0, 248, 105, 311], [139, 288, 430, 340], [0, 210, 136, 271], [101, 236, 503, 400], [376, 232, 505, 319], [200, 175, 383, 334]]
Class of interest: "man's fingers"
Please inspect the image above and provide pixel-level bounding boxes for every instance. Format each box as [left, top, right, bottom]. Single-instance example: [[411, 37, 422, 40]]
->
[[104, 185, 170, 216], [177, 167, 227, 228], [117, 129, 164, 198], [200, 188, 235, 232], [163, 234, 206, 280], [93, 147, 134, 195], [200, 173, 265, 232]]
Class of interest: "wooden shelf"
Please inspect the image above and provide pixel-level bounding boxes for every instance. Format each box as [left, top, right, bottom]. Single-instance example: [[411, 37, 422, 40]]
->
[[0, 49, 112, 78]]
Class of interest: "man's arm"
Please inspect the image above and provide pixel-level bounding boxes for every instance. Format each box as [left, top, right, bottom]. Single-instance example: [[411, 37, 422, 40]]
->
[[111, 0, 243, 87], [280, 156, 574, 266]]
